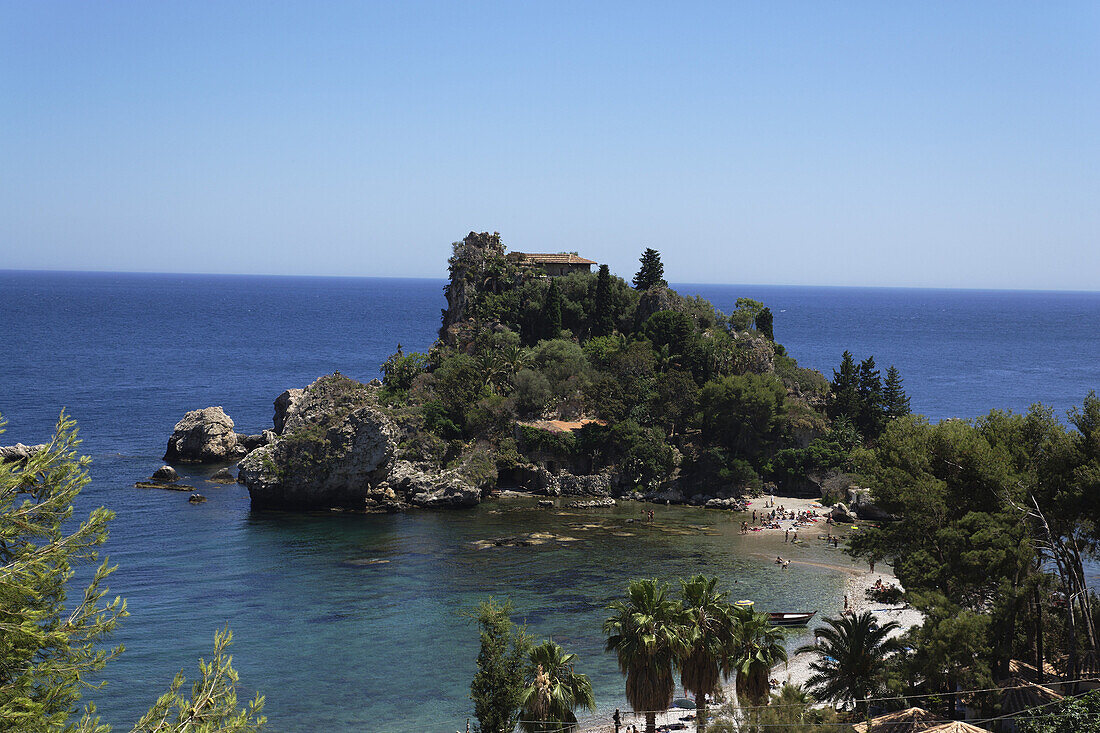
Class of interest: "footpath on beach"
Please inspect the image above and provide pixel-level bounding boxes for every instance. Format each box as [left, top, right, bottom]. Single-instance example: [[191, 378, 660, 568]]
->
[[578, 493, 923, 733]]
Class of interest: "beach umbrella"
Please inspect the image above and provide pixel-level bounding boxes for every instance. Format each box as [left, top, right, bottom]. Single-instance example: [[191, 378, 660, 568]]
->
[[851, 706, 939, 733], [922, 722, 990, 732]]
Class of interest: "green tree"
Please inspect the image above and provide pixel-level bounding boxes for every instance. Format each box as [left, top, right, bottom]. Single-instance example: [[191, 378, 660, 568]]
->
[[829, 351, 861, 425], [856, 356, 885, 438], [592, 264, 616, 337], [678, 576, 736, 733], [379, 348, 429, 394], [882, 365, 910, 419], [604, 579, 688, 733], [700, 374, 787, 463], [754, 307, 774, 342], [633, 249, 667, 291], [1018, 688, 1100, 733], [0, 414, 264, 733], [542, 280, 562, 340], [471, 598, 532, 733], [794, 611, 902, 716], [517, 640, 595, 733], [730, 298, 764, 332], [730, 607, 787, 709]]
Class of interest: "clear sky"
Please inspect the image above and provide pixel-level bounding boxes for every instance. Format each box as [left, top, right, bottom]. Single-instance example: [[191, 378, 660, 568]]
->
[[2, 2, 1098, 289]]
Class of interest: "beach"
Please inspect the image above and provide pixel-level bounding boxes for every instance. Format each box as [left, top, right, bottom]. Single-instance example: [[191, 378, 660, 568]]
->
[[580, 495, 923, 733]]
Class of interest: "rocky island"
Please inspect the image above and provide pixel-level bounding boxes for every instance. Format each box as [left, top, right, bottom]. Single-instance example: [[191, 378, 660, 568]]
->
[[162, 232, 910, 512]]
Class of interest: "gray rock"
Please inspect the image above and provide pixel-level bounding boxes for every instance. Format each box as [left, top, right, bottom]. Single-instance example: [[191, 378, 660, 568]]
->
[[386, 460, 481, 509], [188, 493, 207, 504], [239, 375, 397, 509], [537, 499, 554, 507], [557, 470, 613, 497], [164, 407, 241, 463], [236, 433, 268, 451], [705, 497, 743, 510], [0, 443, 47, 463], [567, 497, 616, 508], [830, 503, 855, 523], [273, 388, 304, 434], [208, 467, 236, 484], [151, 465, 179, 482], [135, 481, 194, 491]]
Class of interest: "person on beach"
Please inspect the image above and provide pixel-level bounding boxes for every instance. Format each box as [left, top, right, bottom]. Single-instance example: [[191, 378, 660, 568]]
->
[[752, 510, 756, 523], [783, 560, 790, 569], [784, 528, 789, 542], [775, 556, 783, 565]]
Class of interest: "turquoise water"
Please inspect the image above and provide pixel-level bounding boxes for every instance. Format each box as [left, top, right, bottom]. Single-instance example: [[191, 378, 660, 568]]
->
[[97, 464, 856, 731], [3, 271, 1098, 730]]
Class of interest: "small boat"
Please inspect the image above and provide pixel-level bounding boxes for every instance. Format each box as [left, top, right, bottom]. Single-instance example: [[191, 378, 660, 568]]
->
[[767, 611, 817, 626]]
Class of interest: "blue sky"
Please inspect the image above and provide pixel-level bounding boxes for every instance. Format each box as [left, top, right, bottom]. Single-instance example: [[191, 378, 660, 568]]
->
[[2, 2, 1098, 289]]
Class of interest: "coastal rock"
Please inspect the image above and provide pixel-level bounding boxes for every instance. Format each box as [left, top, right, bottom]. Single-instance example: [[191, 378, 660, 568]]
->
[[537, 499, 554, 508], [384, 460, 481, 509], [239, 374, 397, 510], [273, 389, 304, 434], [188, 493, 206, 504], [644, 487, 686, 504], [556, 470, 613, 497], [705, 497, 743, 510], [164, 407, 241, 463], [151, 465, 179, 482], [236, 433, 269, 452], [135, 480, 195, 491], [0, 443, 47, 463], [830, 503, 855, 523], [208, 467, 236, 484], [567, 497, 616, 508]]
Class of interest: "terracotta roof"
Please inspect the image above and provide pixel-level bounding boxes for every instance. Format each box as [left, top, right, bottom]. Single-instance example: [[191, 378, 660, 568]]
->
[[508, 252, 597, 265]]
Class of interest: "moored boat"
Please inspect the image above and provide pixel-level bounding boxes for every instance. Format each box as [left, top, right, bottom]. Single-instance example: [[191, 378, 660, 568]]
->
[[767, 611, 816, 626]]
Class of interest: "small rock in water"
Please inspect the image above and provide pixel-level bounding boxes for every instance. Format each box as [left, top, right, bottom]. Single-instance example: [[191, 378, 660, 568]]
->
[[151, 465, 179, 482], [188, 493, 206, 504], [537, 499, 554, 508], [208, 467, 236, 484], [135, 481, 195, 491], [566, 497, 616, 509]]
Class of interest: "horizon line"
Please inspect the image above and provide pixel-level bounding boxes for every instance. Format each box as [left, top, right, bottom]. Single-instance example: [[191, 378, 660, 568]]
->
[[1, 266, 1097, 295]]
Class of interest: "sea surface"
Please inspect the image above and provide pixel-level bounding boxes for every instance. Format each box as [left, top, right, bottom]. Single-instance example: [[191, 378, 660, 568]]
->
[[2, 271, 1099, 731]]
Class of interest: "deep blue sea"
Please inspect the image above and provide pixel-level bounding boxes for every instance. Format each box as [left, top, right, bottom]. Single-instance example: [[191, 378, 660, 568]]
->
[[3, 271, 1099, 731]]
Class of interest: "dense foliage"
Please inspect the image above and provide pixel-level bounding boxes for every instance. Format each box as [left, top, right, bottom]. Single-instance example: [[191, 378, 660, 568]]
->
[[0, 414, 264, 733], [386, 232, 910, 500]]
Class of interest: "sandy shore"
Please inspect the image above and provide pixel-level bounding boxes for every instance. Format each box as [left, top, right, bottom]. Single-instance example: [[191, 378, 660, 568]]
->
[[579, 495, 923, 732]]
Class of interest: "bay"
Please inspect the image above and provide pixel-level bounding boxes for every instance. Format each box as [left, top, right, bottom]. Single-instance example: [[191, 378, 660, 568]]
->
[[2, 270, 1099, 730]]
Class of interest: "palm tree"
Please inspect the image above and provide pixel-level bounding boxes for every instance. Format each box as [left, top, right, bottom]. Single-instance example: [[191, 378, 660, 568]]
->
[[604, 579, 690, 733], [731, 606, 788, 709], [518, 639, 595, 733], [678, 575, 737, 733], [794, 611, 902, 716]]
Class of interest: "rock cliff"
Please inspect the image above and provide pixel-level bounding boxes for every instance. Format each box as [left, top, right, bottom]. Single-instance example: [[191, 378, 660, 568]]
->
[[164, 407, 242, 463]]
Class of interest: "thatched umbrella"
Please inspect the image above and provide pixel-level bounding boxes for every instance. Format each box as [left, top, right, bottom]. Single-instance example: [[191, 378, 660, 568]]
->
[[851, 706, 940, 733], [922, 721, 991, 732]]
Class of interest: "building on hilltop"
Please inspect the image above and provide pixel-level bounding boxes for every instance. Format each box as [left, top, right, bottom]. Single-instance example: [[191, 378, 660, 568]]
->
[[506, 252, 597, 276]]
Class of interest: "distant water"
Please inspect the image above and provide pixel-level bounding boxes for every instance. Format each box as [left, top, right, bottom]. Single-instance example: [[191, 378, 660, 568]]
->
[[2, 270, 1099, 731]]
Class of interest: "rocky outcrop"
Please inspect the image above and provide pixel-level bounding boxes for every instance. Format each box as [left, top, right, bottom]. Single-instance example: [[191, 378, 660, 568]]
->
[[209, 467, 236, 484], [236, 432, 274, 452], [558, 470, 613, 497], [188, 493, 206, 504], [380, 460, 481, 509], [135, 480, 194, 491], [0, 443, 47, 463], [164, 407, 242, 463], [830, 503, 855, 523], [273, 389, 304, 434], [567, 497, 616, 508], [239, 375, 397, 510], [151, 465, 179, 482]]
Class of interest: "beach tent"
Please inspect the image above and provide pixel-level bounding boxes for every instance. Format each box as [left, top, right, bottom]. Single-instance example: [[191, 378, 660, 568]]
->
[[922, 722, 990, 732], [851, 706, 940, 733]]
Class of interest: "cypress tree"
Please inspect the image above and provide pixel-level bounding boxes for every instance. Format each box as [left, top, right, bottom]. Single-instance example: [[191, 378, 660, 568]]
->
[[857, 356, 886, 438], [883, 365, 911, 419], [755, 307, 775, 341], [542, 279, 562, 339], [830, 351, 861, 423], [593, 264, 615, 336], [633, 248, 667, 291]]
